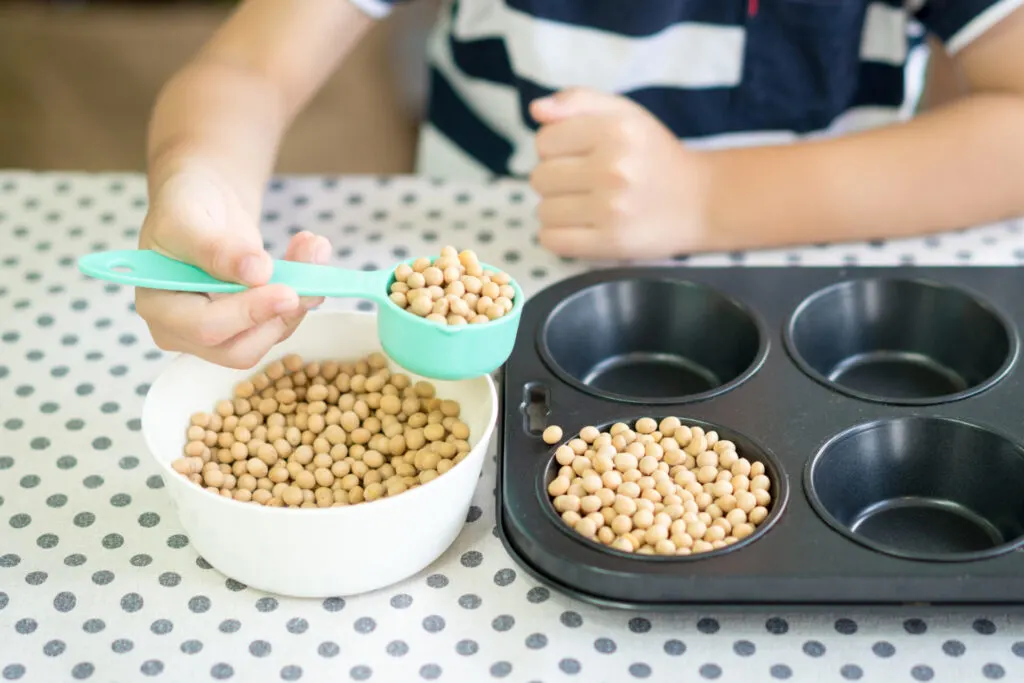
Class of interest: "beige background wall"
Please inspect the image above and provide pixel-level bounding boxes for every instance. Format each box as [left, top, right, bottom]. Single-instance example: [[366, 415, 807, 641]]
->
[[0, 1, 439, 174]]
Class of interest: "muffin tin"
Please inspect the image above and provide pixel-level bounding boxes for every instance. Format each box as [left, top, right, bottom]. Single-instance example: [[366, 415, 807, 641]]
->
[[495, 267, 1024, 607]]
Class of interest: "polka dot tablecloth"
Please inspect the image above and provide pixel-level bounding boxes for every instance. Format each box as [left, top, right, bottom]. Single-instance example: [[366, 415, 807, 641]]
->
[[2, 171, 1024, 683]]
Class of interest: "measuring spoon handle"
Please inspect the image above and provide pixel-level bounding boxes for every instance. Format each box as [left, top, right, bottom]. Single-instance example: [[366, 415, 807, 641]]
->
[[78, 250, 389, 300]]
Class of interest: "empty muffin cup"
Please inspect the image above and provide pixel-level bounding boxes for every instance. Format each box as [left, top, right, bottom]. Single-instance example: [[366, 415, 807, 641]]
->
[[785, 278, 1016, 404], [539, 279, 766, 403], [806, 416, 1024, 562]]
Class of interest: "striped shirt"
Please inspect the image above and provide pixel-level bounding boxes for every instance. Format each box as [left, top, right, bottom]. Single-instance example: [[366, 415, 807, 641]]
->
[[351, 0, 1023, 181]]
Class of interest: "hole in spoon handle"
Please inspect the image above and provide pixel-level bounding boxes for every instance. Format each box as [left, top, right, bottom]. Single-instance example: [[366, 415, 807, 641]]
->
[[77, 250, 247, 294]]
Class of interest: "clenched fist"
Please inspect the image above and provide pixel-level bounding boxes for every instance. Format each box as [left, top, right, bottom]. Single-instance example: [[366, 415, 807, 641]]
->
[[529, 88, 717, 260]]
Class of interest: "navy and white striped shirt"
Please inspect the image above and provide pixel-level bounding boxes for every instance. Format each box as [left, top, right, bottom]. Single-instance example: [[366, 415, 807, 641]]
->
[[352, 0, 1023, 181]]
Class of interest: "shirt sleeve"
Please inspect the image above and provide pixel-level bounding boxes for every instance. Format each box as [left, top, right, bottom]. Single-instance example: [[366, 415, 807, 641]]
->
[[347, 0, 413, 19], [913, 0, 1024, 54]]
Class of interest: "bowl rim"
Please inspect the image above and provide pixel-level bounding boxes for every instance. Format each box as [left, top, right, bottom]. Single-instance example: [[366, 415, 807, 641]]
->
[[141, 310, 499, 516]]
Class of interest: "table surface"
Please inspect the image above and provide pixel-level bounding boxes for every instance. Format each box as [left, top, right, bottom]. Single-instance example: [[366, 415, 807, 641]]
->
[[2, 171, 1024, 683]]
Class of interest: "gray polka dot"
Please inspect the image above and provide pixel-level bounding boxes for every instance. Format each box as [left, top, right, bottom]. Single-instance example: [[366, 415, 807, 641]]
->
[[188, 596, 211, 613], [225, 579, 247, 592], [15, 618, 37, 634], [56, 455, 76, 468], [803, 641, 825, 657], [766, 617, 789, 634], [1, 554, 21, 567], [526, 586, 549, 603], [873, 641, 896, 658], [628, 617, 651, 633], [629, 663, 652, 679], [92, 570, 114, 585], [138, 512, 161, 528], [974, 619, 997, 635], [141, 660, 163, 676], [181, 640, 203, 655], [37, 533, 59, 549], [146, 475, 164, 489], [841, 665, 864, 680], [71, 662, 94, 679], [74, 512, 95, 527], [700, 664, 722, 679], [43, 639, 66, 657], [281, 665, 302, 681], [943, 640, 966, 657], [25, 571, 47, 585], [525, 632, 548, 649], [19, 475, 39, 488], [0, 591, 7, 609], [771, 664, 792, 679], [128, 419, 143, 432], [420, 664, 442, 680], [697, 618, 720, 634], [64, 554, 86, 567], [220, 619, 241, 634], [167, 534, 189, 549], [466, 505, 482, 522], [4, 418, 22, 430], [121, 593, 143, 612], [131, 554, 153, 567], [460, 550, 482, 567], [455, 640, 478, 656], [490, 661, 512, 678], [100, 401, 118, 413], [9, 513, 30, 529], [2, 665, 25, 681], [492, 615, 514, 632], [287, 617, 309, 634], [559, 659, 581, 674], [911, 665, 934, 681], [984, 664, 1005, 679], [16, 386, 34, 398], [256, 597, 279, 612], [158, 572, 180, 587], [250, 640, 271, 657], [904, 619, 927, 635], [118, 456, 139, 469], [75, 383, 93, 396], [390, 594, 413, 608], [83, 475, 103, 488], [47, 494, 67, 508], [459, 593, 481, 609], [82, 619, 105, 633], [387, 640, 409, 657], [594, 637, 616, 653], [323, 597, 345, 612], [211, 663, 234, 680], [835, 618, 858, 634], [101, 534, 123, 549], [494, 568, 516, 586], [350, 665, 371, 681], [422, 615, 445, 633], [111, 639, 133, 653], [151, 619, 173, 635], [0, 457, 13, 469], [426, 574, 448, 588], [318, 642, 339, 657], [354, 617, 376, 633], [54, 591, 76, 612], [561, 611, 583, 628], [110, 494, 131, 507]]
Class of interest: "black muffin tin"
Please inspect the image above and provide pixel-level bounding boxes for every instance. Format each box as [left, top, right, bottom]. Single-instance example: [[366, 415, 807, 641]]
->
[[495, 267, 1024, 607]]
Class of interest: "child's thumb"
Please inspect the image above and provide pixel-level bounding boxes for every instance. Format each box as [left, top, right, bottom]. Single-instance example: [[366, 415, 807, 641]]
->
[[530, 87, 632, 124]]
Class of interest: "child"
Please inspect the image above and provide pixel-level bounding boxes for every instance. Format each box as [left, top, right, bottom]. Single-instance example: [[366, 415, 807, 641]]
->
[[136, 0, 1024, 368]]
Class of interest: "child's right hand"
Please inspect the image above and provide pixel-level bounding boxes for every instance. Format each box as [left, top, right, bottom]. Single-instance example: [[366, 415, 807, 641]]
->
[[135, 168, 331, 369]]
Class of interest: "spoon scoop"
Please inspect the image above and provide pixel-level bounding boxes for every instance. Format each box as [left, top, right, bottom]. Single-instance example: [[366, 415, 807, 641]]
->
[[78, 249, 523, 380]]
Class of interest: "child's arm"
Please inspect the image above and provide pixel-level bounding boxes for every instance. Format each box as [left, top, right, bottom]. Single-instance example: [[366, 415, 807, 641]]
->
[[136, 0, 376, 368], [530, 5, 1024, 258]]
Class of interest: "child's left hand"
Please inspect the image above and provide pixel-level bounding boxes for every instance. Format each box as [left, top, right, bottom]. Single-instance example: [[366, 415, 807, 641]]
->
[[529, 88, 719, 260]]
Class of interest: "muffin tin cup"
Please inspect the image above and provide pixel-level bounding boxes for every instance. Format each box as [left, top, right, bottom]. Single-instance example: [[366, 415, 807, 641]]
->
[[536, 417, 789, 562], [784, 278, 1017, 405], [538, 278, 768, 404], [498, 267, 1024, 607], [805, 416, 1024, 562]]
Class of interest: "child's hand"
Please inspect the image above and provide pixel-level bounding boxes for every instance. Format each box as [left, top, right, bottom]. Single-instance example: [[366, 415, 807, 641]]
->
[[135, 168, 331, 369], [529, 88, 715, 260]]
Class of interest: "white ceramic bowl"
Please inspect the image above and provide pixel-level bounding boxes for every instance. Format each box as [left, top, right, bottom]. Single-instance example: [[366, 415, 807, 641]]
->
[[141, 311, 498, 597]]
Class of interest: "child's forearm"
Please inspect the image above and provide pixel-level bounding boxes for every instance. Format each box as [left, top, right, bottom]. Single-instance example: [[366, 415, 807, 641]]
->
[[145, 0, 375, 211], [701, 93, 1024, 250]]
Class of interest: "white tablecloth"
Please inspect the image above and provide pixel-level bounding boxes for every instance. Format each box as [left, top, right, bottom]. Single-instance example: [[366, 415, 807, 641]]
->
[[2, 171, 1023, 683]]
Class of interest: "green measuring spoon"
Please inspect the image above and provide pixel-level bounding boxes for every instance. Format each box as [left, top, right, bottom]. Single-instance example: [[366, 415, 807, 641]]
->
[[77, 249, 524, 380]]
